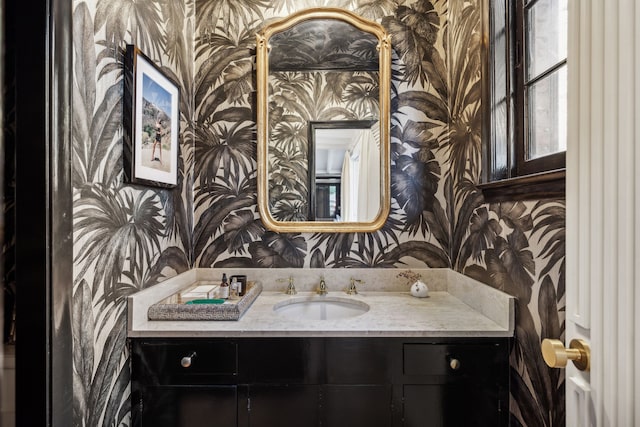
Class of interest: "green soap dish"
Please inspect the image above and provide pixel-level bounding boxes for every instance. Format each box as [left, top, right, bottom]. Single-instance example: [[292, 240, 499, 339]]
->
[[185, 299, 226, 305]]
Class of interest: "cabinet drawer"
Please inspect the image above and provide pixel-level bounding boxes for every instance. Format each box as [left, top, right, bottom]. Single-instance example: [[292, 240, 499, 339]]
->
[[132, 340, 237, 385], [403, 343, 505, 378]]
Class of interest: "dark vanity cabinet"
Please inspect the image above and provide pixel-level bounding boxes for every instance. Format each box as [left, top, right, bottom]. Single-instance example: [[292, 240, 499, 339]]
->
[[130, 337, 510, 427]]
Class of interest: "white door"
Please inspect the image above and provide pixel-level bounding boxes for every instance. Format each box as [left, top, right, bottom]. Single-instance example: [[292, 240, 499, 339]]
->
[[552, 0, 640, 425]]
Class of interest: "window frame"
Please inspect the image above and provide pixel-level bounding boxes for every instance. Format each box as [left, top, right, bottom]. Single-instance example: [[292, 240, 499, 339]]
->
[[480, 0, 566, 201]]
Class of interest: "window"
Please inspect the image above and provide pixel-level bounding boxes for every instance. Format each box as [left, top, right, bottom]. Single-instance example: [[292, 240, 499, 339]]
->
[[481, 0, 567, 200]]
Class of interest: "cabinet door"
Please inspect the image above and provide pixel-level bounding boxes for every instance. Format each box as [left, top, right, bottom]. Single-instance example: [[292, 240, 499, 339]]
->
[[139, 385, 237, 427], [403, 383, 504, 427], [323, 385, 393, 427], [247, 385, 319, 427]]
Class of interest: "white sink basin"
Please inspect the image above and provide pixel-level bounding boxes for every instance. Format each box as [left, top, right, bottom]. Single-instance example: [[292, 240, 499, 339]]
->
[[273, 297, 370, 320]]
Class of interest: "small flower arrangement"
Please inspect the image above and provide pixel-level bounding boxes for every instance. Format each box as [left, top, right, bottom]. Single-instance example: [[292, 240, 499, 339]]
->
[[396, 270, 422, 285]]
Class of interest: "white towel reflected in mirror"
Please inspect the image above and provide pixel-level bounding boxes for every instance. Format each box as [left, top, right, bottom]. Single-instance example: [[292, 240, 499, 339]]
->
[[341, 129, 380, 222]]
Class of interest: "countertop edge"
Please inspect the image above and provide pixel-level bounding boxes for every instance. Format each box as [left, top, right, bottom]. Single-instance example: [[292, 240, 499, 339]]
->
[[127, 329, 514, 338]]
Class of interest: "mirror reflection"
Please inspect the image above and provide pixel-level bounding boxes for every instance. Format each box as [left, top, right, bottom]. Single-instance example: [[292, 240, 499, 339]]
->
[[308, 120, 379, 222], [256, 8, 391, 232], [268, 19, 379, 72]]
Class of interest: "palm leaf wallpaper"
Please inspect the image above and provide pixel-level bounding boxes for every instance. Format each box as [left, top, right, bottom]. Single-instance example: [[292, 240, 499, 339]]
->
[[68, 0, 565, 425], [71, 0, 194, 425]]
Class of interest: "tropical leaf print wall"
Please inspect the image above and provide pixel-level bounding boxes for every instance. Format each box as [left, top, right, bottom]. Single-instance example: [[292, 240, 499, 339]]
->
[[71, 0, 194, 425], [464, 200, 566, 426], [67, 0, 565, 425]]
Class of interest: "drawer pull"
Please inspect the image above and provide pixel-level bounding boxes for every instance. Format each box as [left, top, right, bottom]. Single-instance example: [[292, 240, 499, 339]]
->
[[181, 352, 197, 368], [449, 358, 461, 370]]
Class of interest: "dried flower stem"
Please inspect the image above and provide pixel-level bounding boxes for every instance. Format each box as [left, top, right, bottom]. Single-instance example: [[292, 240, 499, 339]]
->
[[396, 270, 422, 285]]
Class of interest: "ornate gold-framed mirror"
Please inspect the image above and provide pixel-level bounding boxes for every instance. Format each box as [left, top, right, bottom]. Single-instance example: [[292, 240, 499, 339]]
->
[[256, 8, 391, 233]]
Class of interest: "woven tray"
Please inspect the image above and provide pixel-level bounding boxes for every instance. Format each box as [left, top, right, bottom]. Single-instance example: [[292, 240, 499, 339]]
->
[[148, 282, 262, 321]]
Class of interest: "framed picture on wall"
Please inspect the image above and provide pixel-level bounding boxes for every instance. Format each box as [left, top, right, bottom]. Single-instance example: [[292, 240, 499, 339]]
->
[[124, 44, 180, 188]]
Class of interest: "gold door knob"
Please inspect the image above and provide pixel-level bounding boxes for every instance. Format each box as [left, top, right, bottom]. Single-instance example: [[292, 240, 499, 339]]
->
[[541, 338, 590, 371]]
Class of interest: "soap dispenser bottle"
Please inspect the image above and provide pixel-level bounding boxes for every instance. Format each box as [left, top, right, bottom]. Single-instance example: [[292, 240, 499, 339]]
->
[[219, 273, 229, 299]]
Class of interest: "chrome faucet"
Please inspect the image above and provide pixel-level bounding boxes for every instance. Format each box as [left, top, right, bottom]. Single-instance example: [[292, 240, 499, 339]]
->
[[317, 277, 328, 295], [347, 278, 363, 295], [278, 276, 297, 295]]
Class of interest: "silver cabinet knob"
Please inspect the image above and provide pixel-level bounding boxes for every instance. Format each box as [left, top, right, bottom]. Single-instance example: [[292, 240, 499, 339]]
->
[[180, 352, 197, 368], [449, 358, 461, 370]]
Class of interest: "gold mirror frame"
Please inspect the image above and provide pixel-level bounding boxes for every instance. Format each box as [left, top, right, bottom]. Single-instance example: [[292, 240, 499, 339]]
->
[[256, 8, 392, 233]]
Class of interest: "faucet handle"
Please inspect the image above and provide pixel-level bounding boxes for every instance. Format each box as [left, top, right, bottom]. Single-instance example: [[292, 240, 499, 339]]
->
[[347, 278, 364, 295], [317, 276, 328, 295], [277, 276, 297, 295]]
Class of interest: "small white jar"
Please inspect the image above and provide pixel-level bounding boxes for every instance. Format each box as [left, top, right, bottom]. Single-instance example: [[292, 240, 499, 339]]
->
[[410, 280, 429, 298]]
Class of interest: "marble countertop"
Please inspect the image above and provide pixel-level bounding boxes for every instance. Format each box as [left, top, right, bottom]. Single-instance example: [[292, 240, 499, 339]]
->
[[128, 268, 515, 338]]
